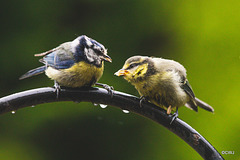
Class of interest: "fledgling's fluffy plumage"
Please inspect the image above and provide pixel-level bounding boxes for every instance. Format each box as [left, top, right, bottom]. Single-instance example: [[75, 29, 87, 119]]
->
[[115, 56, 214, 116], [20, 35, 112, 88]]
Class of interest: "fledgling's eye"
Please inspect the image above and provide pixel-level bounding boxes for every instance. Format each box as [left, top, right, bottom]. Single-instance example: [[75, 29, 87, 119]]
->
[[128, 63, 138, 69]]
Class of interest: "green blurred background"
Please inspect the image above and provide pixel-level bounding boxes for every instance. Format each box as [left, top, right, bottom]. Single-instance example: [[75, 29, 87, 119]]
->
[[0, 0, 239, 159]]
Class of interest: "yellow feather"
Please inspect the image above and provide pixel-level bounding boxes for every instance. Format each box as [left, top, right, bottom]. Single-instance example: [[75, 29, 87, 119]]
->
[[132, 63, 148, 77], [45, 61, 104, 87]]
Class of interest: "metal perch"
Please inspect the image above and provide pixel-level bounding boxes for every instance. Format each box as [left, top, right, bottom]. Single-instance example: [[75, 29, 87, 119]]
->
[[0, 87, 224, 160]]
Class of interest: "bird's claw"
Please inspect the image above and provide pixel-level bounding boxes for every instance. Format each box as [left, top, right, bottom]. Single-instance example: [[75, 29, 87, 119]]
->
[[139, 96, 147, 107], [105, 85, 114, 97], [54, 81, 61, 98], [170, 107, 178, 124], [95, 83, 114, 97]]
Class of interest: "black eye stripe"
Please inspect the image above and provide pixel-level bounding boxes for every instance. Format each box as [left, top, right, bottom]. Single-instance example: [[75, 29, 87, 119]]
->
[[127, 63, 138, 69], [126, 60, 148, 70]]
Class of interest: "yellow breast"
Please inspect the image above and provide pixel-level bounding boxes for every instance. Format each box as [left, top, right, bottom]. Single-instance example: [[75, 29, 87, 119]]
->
[[133, 71, 188, 110], [45, 61, 104, 88]]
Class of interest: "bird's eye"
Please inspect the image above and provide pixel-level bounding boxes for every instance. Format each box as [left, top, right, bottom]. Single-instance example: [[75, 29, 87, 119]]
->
[[128, 63, 137, 69], [100, 48, 105, 53]]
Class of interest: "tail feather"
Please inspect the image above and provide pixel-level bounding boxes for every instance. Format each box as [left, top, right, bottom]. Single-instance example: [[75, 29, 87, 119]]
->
[[19, 66, 46, 80], [195, 97, 214, 112]]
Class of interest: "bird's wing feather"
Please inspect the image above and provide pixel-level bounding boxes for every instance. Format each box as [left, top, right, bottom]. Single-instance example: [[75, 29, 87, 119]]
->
[[40, 49, 76, 70], [181, 79, 195, 99], [34, 48, 58, 57], [180, 78, 198, 109], [185, 101, 198, 112]]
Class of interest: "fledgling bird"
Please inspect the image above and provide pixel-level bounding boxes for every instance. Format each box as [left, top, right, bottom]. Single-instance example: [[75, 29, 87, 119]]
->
[[20, 35, 112, 93], [115, 56, 214, 122]]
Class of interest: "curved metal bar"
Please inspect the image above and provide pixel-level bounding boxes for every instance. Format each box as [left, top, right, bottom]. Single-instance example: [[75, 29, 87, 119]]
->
[[0, 87, 224, 160]]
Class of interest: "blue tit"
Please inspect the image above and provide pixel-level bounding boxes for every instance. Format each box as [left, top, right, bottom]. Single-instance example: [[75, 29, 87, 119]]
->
[[115, 56, 214, 122], [20, 35, 112, 89]]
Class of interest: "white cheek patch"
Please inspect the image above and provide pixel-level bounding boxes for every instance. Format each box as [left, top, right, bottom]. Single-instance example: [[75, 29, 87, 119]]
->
[[93, 45, 100, 50], [85, 48, 98, 63], [84, 48, 88, 54]]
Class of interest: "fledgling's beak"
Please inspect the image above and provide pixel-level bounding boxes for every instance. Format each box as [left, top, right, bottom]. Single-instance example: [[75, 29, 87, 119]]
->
[[101, 54, 112, 63], [114, 69, 129, 76]]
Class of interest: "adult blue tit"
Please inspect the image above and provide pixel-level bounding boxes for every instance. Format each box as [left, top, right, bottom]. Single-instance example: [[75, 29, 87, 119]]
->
[[115, 56, 214, 122], [20, 35, 112, 89]]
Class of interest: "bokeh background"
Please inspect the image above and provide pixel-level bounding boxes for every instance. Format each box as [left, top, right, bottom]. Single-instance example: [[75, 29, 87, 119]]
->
[[0, 0, 239, 159]]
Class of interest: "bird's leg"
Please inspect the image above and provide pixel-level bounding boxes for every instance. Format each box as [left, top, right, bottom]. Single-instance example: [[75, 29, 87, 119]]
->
[[54, 80, 61, 99], [95, 83, 114, 97], [167, 105, 172, 114], [170, 107, 179, 124], [139, 96, 147, 107]]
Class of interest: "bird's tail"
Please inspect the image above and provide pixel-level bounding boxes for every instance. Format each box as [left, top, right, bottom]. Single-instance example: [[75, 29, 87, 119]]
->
[[195, 97, 214, 112], [19, 66, 46, 80]]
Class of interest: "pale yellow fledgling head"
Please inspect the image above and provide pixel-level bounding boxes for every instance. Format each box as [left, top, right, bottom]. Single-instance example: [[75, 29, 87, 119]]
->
[[114, 56, 153, 83]]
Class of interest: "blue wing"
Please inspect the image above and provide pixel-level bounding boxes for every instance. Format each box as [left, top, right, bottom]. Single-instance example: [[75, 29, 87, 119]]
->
[[40, 50, 76, 70]]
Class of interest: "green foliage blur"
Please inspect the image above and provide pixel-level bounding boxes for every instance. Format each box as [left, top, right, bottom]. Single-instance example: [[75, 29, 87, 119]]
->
[[0, 0, 239, 159]]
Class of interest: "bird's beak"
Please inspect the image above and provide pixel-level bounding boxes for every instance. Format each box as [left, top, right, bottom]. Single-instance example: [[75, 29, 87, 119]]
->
[[101, 55, 112, 63], [114, 69, 129, 76]]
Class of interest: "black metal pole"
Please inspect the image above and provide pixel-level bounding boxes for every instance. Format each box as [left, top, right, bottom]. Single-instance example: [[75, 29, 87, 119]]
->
[[0, 87, 224, 160]]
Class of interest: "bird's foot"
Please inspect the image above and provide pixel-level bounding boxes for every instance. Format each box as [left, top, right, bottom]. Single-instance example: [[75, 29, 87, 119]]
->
[[54, 81, 61, 99], [170, 107, 178, 124], [139, 96, 147, 107], [95, 83, 114, 97]]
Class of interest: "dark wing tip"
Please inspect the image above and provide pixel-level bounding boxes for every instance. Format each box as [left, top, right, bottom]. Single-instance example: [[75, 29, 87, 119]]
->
[[195, 97, 214, 113], [19, 66, 46, 80], [19, 74, 27, 80], [185, 101, 198, 112], [181, 79, 196, 99]]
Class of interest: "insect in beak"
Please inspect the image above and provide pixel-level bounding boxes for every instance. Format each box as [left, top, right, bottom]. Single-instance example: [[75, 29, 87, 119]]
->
[[114, 69, 129, 76]]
